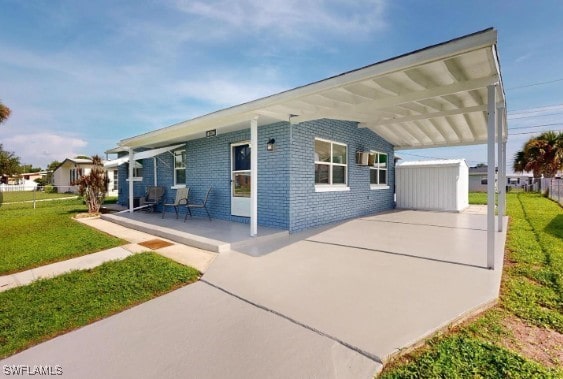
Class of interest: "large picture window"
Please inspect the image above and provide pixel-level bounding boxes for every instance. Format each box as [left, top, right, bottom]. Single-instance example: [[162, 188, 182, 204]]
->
[[369, 151, 388, 188], [314, 139, 348, 190], [174, 150, 186, 186]]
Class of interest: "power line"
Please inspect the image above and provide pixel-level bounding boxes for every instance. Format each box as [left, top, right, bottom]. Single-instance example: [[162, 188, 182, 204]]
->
[[509, 131, 554, 136], [507, 77, 563, 90], [509, 122, 563, 130], [508, 111, 563, 120], [508, 103, 563, 115]]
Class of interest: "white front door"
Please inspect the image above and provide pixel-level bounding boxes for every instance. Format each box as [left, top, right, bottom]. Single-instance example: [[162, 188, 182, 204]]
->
[[231, 142, 251, 217]]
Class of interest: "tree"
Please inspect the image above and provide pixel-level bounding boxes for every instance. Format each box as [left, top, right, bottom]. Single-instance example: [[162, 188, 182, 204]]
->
[[75, 155, 108, 213], [0, 144, 21, 176], [0, 102, 11, 124], [513, 131, 563, 178], [45, 160, 61, 184]]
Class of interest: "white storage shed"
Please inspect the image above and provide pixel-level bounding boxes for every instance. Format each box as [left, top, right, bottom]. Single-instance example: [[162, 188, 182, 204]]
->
[[396, 159, 469, 212]]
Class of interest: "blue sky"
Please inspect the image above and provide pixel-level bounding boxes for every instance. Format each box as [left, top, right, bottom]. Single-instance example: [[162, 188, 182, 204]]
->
[[1, 0, 563, 171]]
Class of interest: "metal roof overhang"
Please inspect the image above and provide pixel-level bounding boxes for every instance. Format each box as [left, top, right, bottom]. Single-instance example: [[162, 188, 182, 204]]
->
[[116, 28, 506, 151], [103, 144, 184, 167]]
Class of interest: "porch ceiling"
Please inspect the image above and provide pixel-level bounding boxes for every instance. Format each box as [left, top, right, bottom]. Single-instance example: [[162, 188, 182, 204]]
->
[[118, 28, 506, 151]]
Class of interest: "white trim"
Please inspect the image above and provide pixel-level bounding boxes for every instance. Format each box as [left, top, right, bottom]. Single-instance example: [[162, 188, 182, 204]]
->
[[314, 138, 348, 187], [315, 185, 350, 192], [126, 177, 143, 182], [171, 184, 186, 189], [370, 185, 390, 190], [173, 149, 186, 186]]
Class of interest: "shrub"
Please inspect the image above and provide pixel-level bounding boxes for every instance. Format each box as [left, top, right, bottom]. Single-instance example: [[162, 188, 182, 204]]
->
[[44, 184, 57, 194]]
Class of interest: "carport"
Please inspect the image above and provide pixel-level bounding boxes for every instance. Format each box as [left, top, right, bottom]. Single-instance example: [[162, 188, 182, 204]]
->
[[203, 208, 508, 366], [281, 27, 508, 269]]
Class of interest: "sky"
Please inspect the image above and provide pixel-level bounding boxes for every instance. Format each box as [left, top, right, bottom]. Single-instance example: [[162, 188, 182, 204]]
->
[[1, 0, 563, 172]]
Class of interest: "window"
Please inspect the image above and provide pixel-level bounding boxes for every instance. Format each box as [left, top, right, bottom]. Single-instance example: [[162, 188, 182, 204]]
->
[[369, 151, 388, 188], [481, 177, 487, 185], [174, 150, 186, 186], [314, 139, 348, 190], [69, 168, 83, 184], [112, 170, 118, 191]]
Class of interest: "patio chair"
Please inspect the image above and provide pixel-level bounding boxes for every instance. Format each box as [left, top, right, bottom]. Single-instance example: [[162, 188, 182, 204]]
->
[[184, 187, 212, 221], [162, 187, 189, 219], [142, 186, 166, 212]]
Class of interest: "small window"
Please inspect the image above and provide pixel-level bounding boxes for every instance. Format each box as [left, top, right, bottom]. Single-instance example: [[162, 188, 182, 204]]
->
[[369, 151, 388, 188], [481, 177, 487, 185], [174, 150, 186, 186], [315, 139, 348, 189], [112, 170, 118, 191]]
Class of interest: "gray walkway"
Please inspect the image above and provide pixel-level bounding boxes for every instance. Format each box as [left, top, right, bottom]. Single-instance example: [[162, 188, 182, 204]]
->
[[1, 282, 379, 378]]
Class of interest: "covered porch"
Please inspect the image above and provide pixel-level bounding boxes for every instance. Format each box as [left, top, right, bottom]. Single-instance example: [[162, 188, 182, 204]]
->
[[101, 211, 288, 253]]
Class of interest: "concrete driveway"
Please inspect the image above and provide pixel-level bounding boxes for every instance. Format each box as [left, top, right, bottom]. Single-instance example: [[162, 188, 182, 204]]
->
[[1, 209, 506, 378], [203, 209, 507, 364]]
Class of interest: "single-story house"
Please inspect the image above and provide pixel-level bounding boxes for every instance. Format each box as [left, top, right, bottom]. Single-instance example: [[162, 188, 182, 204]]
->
[[469, 165, 533, 192], [52, 158, 119, 196], [106, 28, 508, 267]]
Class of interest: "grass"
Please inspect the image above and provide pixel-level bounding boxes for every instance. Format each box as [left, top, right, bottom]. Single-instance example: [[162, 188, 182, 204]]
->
[[380, 192, 563, 378], [0, 253, 200, 359], [0, 198, 124, 275], [0, 191, 77, 203], [468, 191, 488, 205]]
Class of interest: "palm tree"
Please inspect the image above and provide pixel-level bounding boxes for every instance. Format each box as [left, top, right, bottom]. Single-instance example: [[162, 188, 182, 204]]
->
[[0, 102, 11, 124], [513, 131, 563, 177]]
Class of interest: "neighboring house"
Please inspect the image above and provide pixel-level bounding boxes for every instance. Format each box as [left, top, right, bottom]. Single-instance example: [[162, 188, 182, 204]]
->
[[105, 28, 507, 235], [52, 158, 95, 193], [469, 165, 532, 192], [52, 158, 119, 195], [469, 165, 496, 192]]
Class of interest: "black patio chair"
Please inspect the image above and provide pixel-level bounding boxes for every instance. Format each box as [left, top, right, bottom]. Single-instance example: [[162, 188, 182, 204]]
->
[[184, 187, 212, 221], [162, 187, 189, 219]]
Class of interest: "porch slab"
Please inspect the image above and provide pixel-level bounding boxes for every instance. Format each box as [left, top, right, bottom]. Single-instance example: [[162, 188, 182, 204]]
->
[[101, 212, 288, 253], [203, 209, 508, 364]]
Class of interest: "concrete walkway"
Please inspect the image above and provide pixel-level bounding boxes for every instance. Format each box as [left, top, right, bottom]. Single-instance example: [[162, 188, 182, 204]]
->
[[0, 217, 216, 292], [1, 282, 379, 378]]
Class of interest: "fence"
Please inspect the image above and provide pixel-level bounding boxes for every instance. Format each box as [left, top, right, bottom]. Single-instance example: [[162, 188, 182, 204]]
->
[[545, 178, 563, 206], [0, 185, 80, 209]]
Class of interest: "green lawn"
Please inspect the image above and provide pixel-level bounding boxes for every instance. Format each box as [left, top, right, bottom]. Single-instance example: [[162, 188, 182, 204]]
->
[[468, 191, 488, 205], [380, 192, 563, 378], [0, 198, 124, 275], [0, 253, 200, 358], [0, 191, 77, 203]]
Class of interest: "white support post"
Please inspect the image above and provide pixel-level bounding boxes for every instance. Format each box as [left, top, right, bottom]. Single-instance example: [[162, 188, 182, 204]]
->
[[497, 107, 505, 232], [128, 148, 135, 213], [486, 85, 496, 269], [250, 116, 258, 237], [153, 157, 157, 186]]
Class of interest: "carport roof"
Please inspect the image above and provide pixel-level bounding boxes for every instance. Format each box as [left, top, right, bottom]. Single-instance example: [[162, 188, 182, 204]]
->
[[117, 28, 506, 151]]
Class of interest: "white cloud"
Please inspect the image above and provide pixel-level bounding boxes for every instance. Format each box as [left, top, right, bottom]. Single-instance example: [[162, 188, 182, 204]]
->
[[171, 0, 388, 42], [2, 133, 88, 168]]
